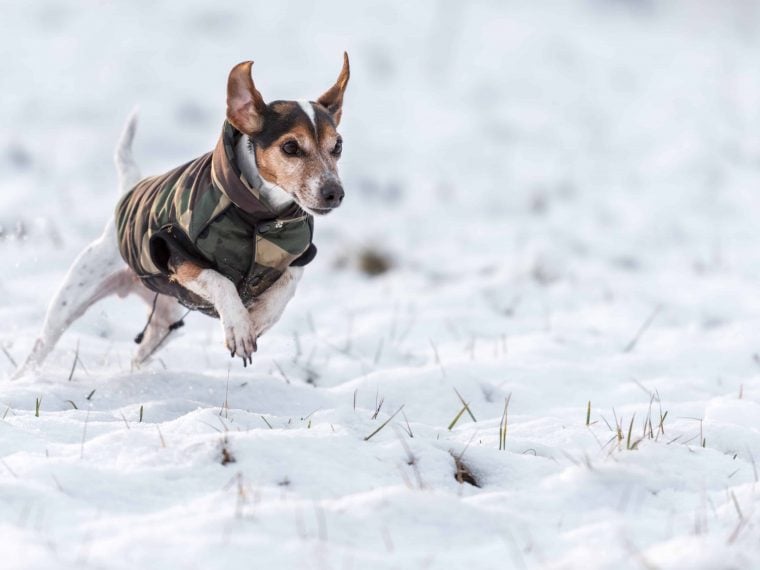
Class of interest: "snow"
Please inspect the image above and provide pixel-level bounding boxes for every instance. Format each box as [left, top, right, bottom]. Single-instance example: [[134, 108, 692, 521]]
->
[[2, 1, 760, 568]]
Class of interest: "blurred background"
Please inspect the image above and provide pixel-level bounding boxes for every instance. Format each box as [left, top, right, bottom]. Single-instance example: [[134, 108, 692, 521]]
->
[[2, 0, 760, 367]]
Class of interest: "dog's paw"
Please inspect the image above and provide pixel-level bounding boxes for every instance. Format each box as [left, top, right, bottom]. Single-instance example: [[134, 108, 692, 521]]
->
[[221, 315, 257, 366]]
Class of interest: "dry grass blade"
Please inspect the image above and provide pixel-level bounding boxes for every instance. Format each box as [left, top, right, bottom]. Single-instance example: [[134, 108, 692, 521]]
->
[[656, 392, 665, 433], [429, 338, 441, 366], [364, 405, 404, 441], [727, 518, 747, 545], [1, 345, 17, 368], [499, 394, 511, 450], [456, 430, 478, 463], [1, 459, 17, 478], [613, 409, 623, 444], [393, 426, 423, 488], [273, 359, 291, 384], [68, 339, 80, 382], [371, 393, 385, 420], [623, 305, 662, 353], [448, 405, 467, 431], [626, 414, 636, 449], [401, 409, 414, 438], [730, 490, 744, 521], [219, 366, 230, 418], [453, 388, 477, 422]]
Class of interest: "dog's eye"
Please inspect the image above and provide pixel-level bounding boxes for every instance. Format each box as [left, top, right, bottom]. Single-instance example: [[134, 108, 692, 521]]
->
[[281, 140, 300, 156], [332, 138, 343, 156]]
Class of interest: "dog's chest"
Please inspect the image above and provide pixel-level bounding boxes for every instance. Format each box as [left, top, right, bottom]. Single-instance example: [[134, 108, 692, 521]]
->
[[194, 209, 313, 305]]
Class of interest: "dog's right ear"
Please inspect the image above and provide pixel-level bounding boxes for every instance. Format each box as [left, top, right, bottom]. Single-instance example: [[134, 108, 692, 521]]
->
[[226, 61, 267, 135]]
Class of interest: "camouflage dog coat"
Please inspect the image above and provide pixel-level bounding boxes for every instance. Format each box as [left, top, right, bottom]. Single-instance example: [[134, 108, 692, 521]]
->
[[115, 121, 316, 317]]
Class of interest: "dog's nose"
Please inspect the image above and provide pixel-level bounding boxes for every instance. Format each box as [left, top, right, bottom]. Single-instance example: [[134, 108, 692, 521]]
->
[[320, 180, 344, 207]]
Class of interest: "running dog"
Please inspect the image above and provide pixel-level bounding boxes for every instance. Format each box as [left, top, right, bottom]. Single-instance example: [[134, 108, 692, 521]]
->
[[15, 54, 349, 376]]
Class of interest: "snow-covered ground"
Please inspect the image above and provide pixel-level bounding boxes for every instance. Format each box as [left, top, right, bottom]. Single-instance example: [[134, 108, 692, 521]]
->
[[3, 1, 760, 568]]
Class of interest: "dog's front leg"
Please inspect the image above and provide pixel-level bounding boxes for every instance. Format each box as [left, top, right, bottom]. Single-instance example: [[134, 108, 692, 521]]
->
[[172, 262, 257, 364], [248, 267, 304, 341]]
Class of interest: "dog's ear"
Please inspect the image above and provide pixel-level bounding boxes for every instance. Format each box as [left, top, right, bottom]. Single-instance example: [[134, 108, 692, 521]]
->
[[317, 52, 350, 125], [227, 61, 267, 135]]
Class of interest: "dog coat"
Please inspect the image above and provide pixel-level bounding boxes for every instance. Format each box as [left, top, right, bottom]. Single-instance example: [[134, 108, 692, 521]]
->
[[115, 121, 316, 317]]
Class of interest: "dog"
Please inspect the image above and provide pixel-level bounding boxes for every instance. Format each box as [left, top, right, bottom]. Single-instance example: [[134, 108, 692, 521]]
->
[[14, 54, 349, 377]]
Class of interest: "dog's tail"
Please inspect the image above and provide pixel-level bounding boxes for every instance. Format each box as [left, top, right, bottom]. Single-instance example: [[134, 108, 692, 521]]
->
[[115, 108, 141, 193]]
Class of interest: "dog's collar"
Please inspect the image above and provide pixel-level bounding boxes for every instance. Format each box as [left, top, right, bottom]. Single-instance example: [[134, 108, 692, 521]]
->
[[211, 121, 302, 220]]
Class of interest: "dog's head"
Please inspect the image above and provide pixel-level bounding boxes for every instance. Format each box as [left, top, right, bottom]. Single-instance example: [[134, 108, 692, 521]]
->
[[226, 54, 350, 216]]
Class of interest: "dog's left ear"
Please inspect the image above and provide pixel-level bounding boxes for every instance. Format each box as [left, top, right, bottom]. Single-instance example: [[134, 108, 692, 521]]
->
[[317, 52, 350, 125], [227, 61, 267, 135]]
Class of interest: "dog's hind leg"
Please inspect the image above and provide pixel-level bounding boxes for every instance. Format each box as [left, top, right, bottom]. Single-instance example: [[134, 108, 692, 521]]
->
[[131, 287, 188, 367], [14, 220, 132, 377]]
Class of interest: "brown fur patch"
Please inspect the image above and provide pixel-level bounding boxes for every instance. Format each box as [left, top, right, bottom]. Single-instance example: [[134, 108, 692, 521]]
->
[[171, 261, 204, 284], [269, 101, 295, 114], [316, 111, 339, 150]]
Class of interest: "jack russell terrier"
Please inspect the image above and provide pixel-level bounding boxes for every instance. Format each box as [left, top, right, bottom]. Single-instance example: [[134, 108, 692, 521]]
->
[[15, 54, 349, 376]]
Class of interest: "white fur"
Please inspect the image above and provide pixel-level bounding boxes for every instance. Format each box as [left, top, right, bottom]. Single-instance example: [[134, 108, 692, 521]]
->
[[115, 109, 141, 193], [248, 267, 303, 338], [181, 269, 257, 360], [14, 220, 131, 377], [306, 175, 321, 196], [298, 99, 316, 129]]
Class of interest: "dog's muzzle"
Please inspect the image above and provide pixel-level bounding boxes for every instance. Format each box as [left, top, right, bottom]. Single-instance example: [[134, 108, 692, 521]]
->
[[319, 180, 344, 209]]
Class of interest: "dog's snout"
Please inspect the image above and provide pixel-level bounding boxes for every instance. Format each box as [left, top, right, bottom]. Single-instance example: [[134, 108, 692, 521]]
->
[[320, 180, 345, 207]]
